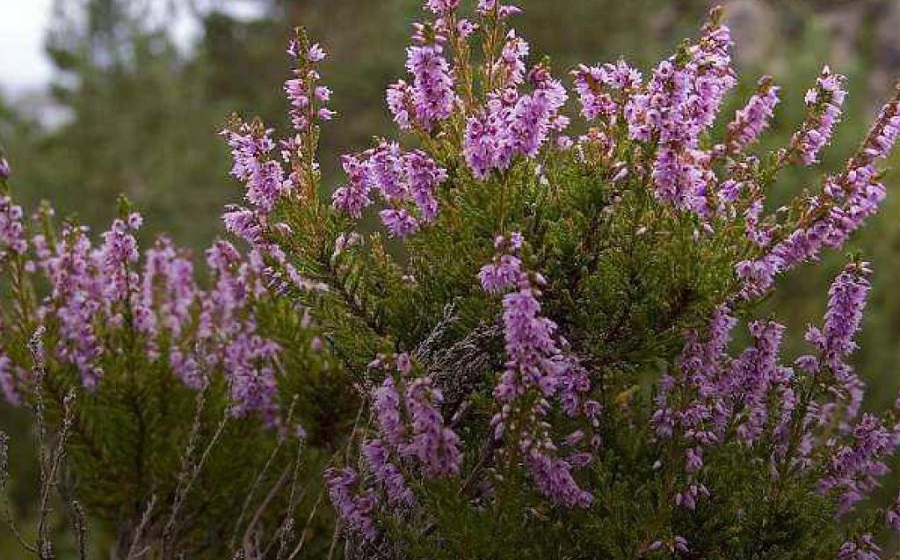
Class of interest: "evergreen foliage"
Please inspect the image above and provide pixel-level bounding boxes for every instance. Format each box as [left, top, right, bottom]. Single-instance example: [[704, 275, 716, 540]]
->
[[2, 1, 900, 559]]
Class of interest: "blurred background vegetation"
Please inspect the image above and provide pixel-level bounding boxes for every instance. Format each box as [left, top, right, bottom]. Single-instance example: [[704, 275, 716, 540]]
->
[[2, 0, 900, 555]]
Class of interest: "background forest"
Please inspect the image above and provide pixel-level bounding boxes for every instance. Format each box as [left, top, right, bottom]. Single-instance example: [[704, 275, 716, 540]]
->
[[3, 0, 900, 556]]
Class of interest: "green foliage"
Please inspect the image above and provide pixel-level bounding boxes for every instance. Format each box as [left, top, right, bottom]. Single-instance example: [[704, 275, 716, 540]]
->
[[3, 1, 900, 559]]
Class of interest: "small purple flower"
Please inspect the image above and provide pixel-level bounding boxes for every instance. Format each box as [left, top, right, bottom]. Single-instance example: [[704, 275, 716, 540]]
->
[[361, 439, 415, 506], [425, 0, 460, 14], [726, 75, 780, 153], [285, 36, 334, 134], [324, 467, 378, 540], [405, 41, 456, 131], [790, 66, 846, 165], [478, 254, 522, 293], [379, 208, 420, 237], [0, 195, 28, 257], [0, 354, 21, 405], [572, 60, 641, 122], [221, 124, 287, 216]]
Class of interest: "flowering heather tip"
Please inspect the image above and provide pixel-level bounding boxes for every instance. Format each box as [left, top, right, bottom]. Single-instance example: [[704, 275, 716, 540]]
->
[[387, 80, 415, 130], [0, 354, 21, 406], [572, 60, 642, 122], [373, 375, 406, 448], [0, 196, 28, 256], [624, 16, 734, 216], [819, 414, 897, 516], [477, 0, 522, 18], [463, 111, 506, 179], [478, 254, 522, 293], [405, 42, 456, 131], [726, 75, 780, 152], [325, 467, 378, 541], [222, 206, 264, 245], [380, 208, 420, 237], [369, 355, 462, 478], [651, 147, 715, 214], [480, 236, 596, 506], [402, 376, 463, 477], [332, 154, 373, 218], [362, 439, 415, 506], [791, 65, 847, 165], [222, 125, 287, 215], [425, 0, 460, 14], [333, 144, 445, 236], [497, 30, 529, 87], [284, 40, 334, 135], [816, 261, 871, 362], [0, 158, 10, 179], [512, 77, 569, 157], [463, 73, 568, 179], [853, 87, 900, 167], [525, 450, 592, 508]]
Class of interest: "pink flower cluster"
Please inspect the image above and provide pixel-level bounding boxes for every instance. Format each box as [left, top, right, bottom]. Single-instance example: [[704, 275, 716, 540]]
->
[[725, 75, 780, 153], [387, 17, 457, 132], [332, 142, 447, 237], [657, 260, 900, 521], [625, 15, 736, 214], [464, 64, 568, 179], [221, 32, 335, 295], [0, 207, 289, 423], [572, 60, 642, 124], [327, 353, 461, 540], [838, 535, 881, 560], [324, 467, 378, 540], [222, 124, 287, 217], [476, 0, 521, 19], [479, 233, 598, 508], [0, 195, 27, 258], [790, 65, 846, 165], [284, 37, 334, 134], [736, 89, 900, 299], [368, 353, 462, 478]]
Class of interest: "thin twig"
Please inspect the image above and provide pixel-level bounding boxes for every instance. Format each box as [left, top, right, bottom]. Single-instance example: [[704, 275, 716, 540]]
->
[[70, 501, 88, 560], [162, 381, 229, 557], [229, 398, 300, 551], [287, 487, 325, 560], [242, 466, 291, 555], [0, 431, 38, 554], [124, 494, 157, 560], [271, 418, 308, 559]]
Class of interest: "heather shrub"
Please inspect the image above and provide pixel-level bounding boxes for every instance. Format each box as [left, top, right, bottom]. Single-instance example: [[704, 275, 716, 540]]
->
[[0, 193, 352, 556], [3, 1, 900, 559]]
